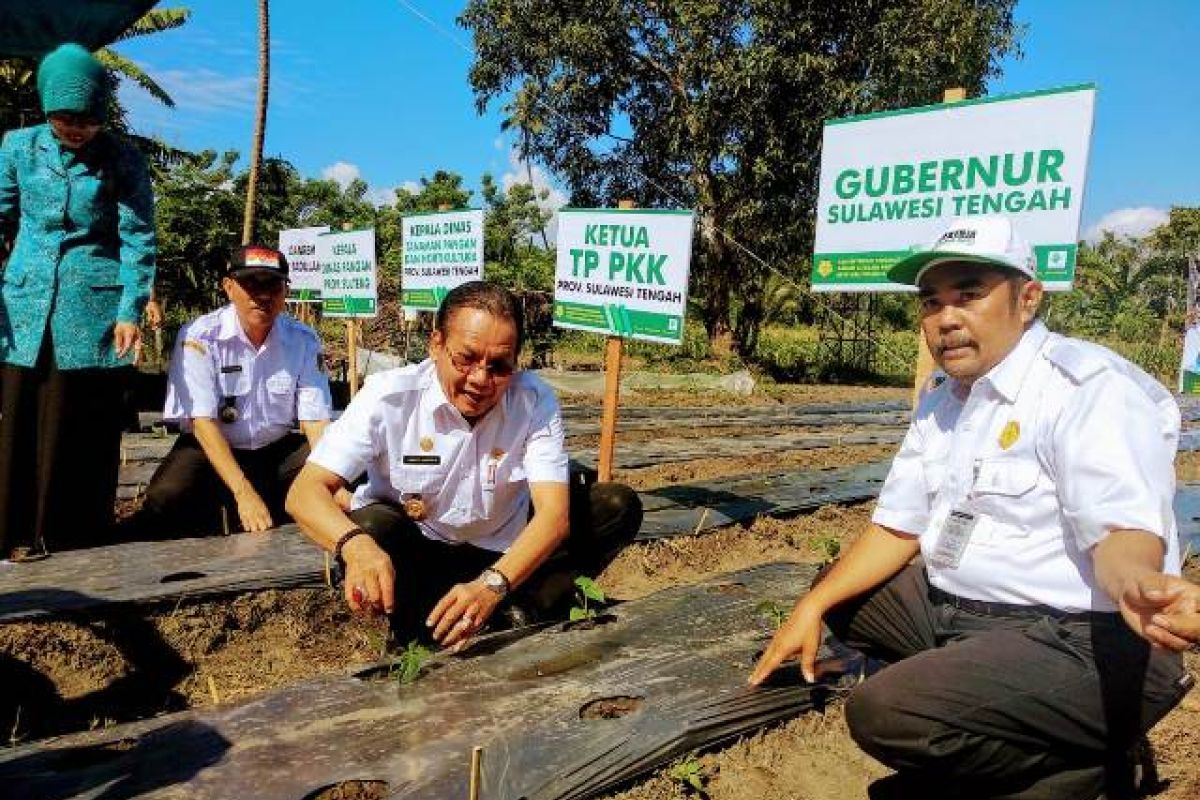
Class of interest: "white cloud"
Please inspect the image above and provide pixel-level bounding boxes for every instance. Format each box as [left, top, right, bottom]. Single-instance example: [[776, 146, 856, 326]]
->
[[1084, 207, 1169, 243], [365, 186, 397, 207], [399, 180, 422, 195], [501, 149, 568, 243], [321, 161, 361, 189], [493, 135, 506, 151], [148, 67, 257, 114]]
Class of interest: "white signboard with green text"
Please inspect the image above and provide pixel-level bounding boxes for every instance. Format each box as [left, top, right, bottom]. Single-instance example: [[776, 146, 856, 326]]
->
[[401, 209, 485, 312], [279, 225, 330, 302], [318, 228, 377, 317], [812, 84, 1095, 292], [553, 209, 694, 344]]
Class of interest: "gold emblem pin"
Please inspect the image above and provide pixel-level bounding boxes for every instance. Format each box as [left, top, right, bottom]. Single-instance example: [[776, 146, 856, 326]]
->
[[419, 436, 434, 452], [490, 448, 505, 459], [403, 496, 428, 521], [999, 420, 1020, 450]]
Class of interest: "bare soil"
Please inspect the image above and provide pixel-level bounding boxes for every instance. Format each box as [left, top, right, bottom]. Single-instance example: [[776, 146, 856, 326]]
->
[[2, 383, 1197, 800]]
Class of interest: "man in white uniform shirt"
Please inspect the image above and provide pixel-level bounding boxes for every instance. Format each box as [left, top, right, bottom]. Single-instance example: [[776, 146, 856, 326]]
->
[[751, 217, 1193, 800], [127, 245, 332, 538], [287, 281, 642, 647]]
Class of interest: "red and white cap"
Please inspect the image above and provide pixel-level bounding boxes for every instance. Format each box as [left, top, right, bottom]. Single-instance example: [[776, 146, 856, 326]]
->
[[227, 244, 290, 280]]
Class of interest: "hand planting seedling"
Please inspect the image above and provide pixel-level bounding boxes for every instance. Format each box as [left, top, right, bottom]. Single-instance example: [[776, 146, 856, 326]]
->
[[570, 576, 607, 621]]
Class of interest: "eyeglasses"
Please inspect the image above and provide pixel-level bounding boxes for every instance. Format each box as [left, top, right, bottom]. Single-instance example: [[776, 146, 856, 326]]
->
[[448, 350, 516, 379], [48, 112, 101, 131]]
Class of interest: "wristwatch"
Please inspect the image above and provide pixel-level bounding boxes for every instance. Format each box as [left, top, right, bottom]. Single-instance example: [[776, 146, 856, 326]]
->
[[480, 567, 511, 597]]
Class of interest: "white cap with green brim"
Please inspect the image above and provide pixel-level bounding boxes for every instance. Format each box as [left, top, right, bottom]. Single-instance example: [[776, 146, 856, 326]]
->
[[886, 215, 1037, 286]]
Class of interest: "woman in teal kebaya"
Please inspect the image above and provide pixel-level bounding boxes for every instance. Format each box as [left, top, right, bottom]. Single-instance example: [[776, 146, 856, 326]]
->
[[0, 43, 156, 557]]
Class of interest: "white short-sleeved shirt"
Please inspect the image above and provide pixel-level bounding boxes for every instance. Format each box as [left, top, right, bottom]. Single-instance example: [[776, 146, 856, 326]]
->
[[873, 321, 1181, 612], [163, 304, 332, 450], [308, 359, 569, 552]]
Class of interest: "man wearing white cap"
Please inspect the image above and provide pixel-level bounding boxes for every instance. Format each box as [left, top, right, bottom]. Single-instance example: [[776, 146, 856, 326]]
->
[[752, 216, 1193, 799]]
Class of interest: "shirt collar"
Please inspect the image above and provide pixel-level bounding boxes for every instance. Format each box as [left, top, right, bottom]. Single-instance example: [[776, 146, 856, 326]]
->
[[418, 359, 454, 420], [970, 320, 1050, 403]]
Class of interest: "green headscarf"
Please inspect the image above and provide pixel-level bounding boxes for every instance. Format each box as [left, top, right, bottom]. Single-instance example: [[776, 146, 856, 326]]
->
[[37, 43, 108, 121]]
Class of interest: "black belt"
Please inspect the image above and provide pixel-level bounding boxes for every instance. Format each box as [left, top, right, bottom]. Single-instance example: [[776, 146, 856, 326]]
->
[[929, 586, 1118, 624]]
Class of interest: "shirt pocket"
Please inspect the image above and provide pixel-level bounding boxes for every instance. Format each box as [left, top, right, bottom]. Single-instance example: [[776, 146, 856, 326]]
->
[[970, 458, 1040, 545], [482, 455, 527, 519], [264, 373, 296, 425], [922, 459, 948, 500]]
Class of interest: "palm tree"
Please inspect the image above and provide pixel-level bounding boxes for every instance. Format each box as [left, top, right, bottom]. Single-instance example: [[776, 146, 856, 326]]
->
[[97, 7, 191, 108], [242, 0, 270, 244]]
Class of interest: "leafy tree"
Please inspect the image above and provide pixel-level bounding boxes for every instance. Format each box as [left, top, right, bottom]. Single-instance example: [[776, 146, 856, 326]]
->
[[481, 173, 554, 291], [1045, 232, 1177, 342], [153, 150, 245, 312], [393, 170, 474, 213], [460, 0, 1022, 355]]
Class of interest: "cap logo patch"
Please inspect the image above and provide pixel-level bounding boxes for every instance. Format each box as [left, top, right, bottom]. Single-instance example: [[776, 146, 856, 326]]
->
[[938, 229, 976, 246], [241, 247, 280, 268]]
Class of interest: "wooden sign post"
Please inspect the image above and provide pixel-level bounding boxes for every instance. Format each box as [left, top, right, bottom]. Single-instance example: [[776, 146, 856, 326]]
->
[[910, 86, 967, 407], [340, 222, 361, 398], [596, 199, 637, 482]]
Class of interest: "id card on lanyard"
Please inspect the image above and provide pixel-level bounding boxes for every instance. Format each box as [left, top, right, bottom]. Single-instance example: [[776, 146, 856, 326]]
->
[[929, 460, 982, 569]]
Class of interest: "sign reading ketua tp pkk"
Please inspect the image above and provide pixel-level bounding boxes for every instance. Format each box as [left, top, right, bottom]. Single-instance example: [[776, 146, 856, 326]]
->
[[554, 209, 694, 344], [318, 228, 377, 317], [812, 84, 1095, 292], [401, 209, 485, 312], [279, 225, 330, 302]]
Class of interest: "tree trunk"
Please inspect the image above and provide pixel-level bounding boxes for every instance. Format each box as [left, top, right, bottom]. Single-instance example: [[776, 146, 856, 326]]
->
[[241, 0, 270, 245], [734, 272, 765, 359]]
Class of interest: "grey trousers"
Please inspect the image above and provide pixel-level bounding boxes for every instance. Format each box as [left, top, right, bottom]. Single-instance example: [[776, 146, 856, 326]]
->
[[826, 565, 1191, 800]]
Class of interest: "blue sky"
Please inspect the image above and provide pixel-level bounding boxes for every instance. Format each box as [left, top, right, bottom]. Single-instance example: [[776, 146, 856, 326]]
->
[[116, 0, 1199, 239]]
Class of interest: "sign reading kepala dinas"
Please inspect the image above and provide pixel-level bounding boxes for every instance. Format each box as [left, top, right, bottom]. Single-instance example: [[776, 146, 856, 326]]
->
[[401, 209, 485, 312], [553, 209, 694, 345], [812, 84, 1096, 292]]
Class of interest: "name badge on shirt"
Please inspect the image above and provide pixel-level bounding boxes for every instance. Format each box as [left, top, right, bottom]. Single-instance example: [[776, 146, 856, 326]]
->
[[930, 507, 978, 569], [403, 454, 441, 465], [220, 365, 243, 374]]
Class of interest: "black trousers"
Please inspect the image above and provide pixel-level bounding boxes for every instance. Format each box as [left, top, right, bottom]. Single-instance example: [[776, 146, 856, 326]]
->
[[828, 565, 1190, 800], [0, 341, 126, 556], [128, 432, 310, 538], [349, 480, 643, 644]]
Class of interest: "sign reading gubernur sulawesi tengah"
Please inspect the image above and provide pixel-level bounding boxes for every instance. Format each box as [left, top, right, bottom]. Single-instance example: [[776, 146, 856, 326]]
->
[[812, 84, 1096, 292]]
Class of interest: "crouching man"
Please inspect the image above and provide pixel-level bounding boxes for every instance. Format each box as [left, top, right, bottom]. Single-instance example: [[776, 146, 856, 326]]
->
[[287, 281, 642, 647], [127, 245, 332, 538], [751, 217, 1193, 800]]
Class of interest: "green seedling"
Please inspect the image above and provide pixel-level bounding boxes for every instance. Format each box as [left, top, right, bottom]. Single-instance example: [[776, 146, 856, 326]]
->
[[570, 576, 607, 621], [669, 756, 708, 795], [755, 599, 788, 630], [393, 639, 432, 686], [816, 534, 842, 563]]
